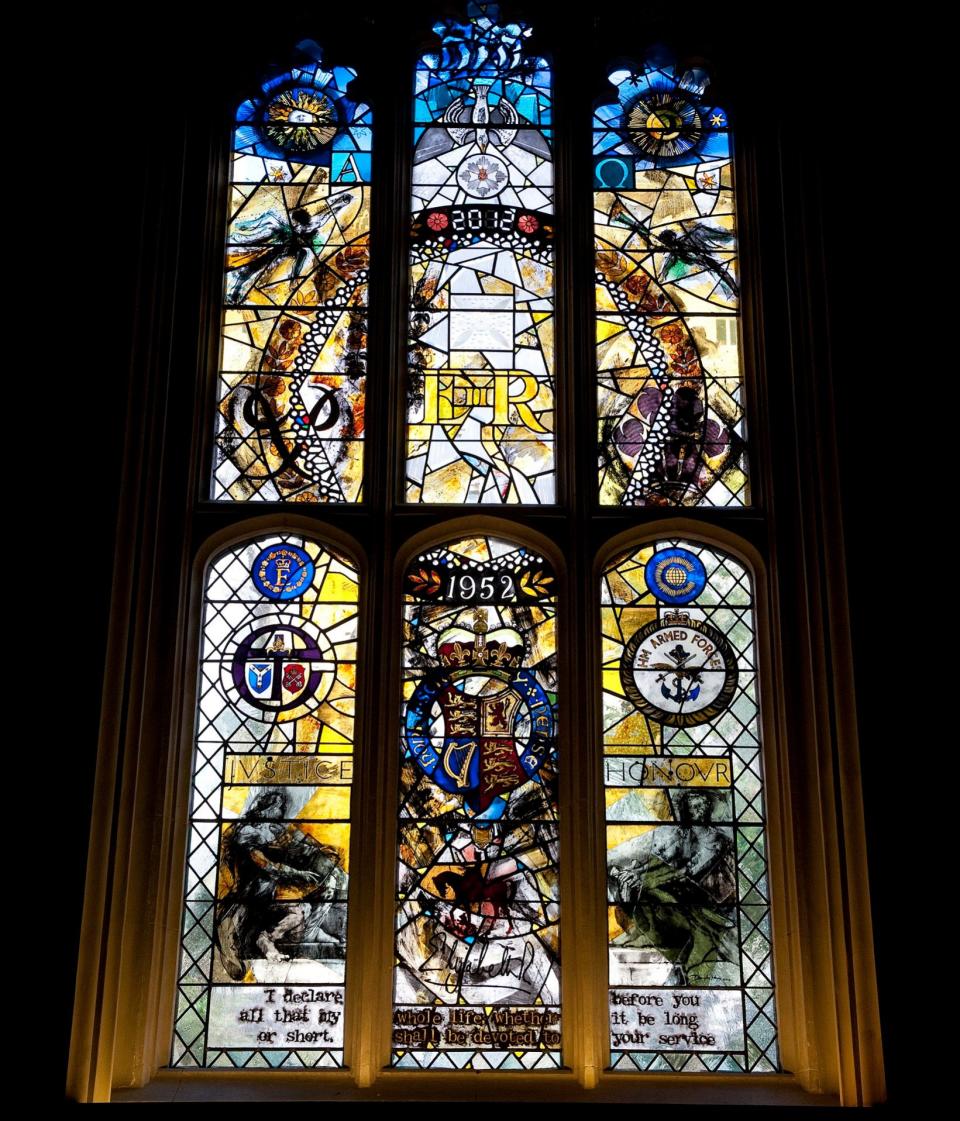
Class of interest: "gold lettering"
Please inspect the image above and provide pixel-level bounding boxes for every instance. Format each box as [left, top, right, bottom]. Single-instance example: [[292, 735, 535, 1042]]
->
[[422, 370, 548, 433], [610, 755, 734, 788], [494, 373, 548, 432], [223, 753, 354, 786]]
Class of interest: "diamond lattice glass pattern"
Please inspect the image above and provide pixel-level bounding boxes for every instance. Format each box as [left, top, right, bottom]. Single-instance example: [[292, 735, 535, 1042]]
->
[[173, 534, 359, 1069], [602, 540, 777, 1072]]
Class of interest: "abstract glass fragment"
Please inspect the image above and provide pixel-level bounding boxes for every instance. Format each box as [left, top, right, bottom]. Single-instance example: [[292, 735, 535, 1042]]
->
[[212, 43, 371, 502], [602, 542, 777, 1072], [393, 536, 561, 1069], [406, 2, 555, 504], [172, 535, 359, 1069], [594, 54, 748, 506]]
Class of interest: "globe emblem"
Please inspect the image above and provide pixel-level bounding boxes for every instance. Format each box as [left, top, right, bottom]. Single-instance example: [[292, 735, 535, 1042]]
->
[[644, 546, 706, 605], [664, 564, 687, 588]]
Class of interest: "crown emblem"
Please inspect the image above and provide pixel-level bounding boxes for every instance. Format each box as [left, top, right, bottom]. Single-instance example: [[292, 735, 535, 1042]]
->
[[437, 607, 524, 670], [662, 610, 691, 627], [267, 632, 292, 654]]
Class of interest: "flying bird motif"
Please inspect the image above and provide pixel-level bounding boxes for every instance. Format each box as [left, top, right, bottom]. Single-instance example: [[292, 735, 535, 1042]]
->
[[610, 194, 738, 299], [659, 225, 738, 300], [415, 79, 551, 163], [226, 192, 354, 305], [442, 78, 518, 151]]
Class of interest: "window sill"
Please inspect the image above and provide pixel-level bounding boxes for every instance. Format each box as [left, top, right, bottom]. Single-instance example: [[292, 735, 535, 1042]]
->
[[112, 1069, 837, 1105]]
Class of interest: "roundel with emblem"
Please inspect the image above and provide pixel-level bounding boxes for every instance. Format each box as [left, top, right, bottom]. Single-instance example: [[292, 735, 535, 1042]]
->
[[620, 610, 738, 727], [403, 613, 555, 822], [224, 615, 337, 718], [644, 546, 706, 605], [251, 543, 315, 600]]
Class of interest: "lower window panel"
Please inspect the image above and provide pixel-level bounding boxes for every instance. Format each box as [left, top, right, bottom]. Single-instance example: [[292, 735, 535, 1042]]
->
[[602, 540, 779, 1073], [172, 534, 359, 1069], [393, 536, 561, 1070]]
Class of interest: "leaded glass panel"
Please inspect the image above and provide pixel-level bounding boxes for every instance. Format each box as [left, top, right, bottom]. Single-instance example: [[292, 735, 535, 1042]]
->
[[212, 44, 372, 502], [601, 541, 777, 1072], [406, 4, 555, 504], [393, 536, 561, 1069], [594, 55, 748, 506], [172, 534, 359, 1069]]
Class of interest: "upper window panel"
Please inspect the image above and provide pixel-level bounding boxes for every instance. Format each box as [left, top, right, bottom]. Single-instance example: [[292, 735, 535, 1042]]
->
[[594, 54, 748, 507], [212, 42, 371, 503], [406, 2, 555, 504]]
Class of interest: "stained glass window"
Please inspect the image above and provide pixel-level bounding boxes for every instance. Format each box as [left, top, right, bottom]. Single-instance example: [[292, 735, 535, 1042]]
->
[[69, 4, 890, 1103], [594, 55, 748, 506], [172, 534, 359, 1069], [601, 540, 777, 1072], [394, 536, 561, 1069], [406, 5, 555, 504], [213, 42, 372, 503], [177, 2, 776, 1087]]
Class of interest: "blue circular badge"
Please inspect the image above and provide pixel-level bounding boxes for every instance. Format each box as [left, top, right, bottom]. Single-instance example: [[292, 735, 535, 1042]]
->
[[252, 544, 315, 600], [644, 547, 706, 604]]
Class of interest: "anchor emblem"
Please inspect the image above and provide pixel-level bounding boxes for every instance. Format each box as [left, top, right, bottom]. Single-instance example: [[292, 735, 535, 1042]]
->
[[620, 614, 738, 728], [655, 643, 703, 705]]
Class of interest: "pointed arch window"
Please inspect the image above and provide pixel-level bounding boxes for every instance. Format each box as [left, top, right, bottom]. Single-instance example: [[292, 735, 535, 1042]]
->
[[68, 4, 884, 1106], [394, 535, 560, 1069], [213, 42, 372, 503], [173, 533, 360, 1068], [191, 7, 772, 1081], [601, 539, 776, 1072], [594, 56, 747, 506]]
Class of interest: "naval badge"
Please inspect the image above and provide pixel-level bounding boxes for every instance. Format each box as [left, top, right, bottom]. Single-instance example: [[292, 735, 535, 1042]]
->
[[620, 609, 737, 727]]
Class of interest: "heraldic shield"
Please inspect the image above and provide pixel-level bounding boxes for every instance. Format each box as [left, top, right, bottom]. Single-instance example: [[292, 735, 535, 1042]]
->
[[229, 622, 337, 716], [395, 536, 561, 1064], [404, 609, 554, 820]]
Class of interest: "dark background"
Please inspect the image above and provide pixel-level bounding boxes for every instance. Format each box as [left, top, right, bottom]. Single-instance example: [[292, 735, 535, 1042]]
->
[[59, 4, 894, 1105]]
